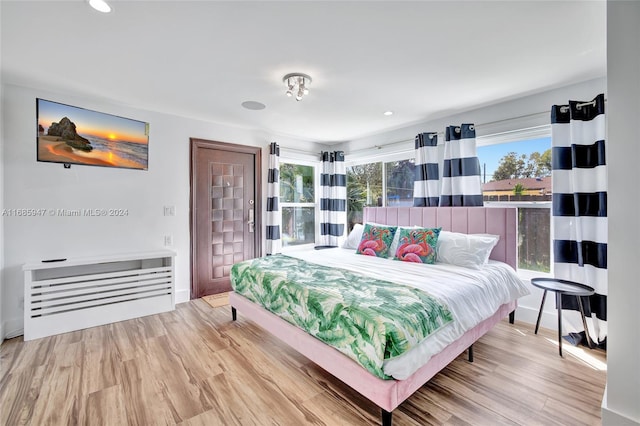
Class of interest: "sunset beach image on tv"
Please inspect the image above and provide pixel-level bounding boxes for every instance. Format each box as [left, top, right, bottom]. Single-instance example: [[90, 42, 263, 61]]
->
[[37, 98, 149, 170]]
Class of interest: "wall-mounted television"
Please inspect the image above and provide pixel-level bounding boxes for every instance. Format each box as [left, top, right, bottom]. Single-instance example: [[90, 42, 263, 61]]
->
[[36, 98, 149, 170]]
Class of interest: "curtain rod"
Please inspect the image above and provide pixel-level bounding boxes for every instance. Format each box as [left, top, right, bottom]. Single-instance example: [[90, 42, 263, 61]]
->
[[283, 98, 606, 157], [280, 146, 316, 155], [345, 110, 551, 156]]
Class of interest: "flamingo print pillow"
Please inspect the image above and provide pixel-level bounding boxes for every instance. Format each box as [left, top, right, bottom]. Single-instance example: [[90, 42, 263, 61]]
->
[[355, 224, 397, 258], [393, 227, 441, 264]]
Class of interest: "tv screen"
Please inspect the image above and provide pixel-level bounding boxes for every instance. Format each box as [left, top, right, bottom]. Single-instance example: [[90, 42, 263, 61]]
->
[[36, 98, 149, 170]]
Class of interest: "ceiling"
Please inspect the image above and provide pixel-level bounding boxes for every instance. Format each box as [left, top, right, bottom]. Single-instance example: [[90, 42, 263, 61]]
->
[[1, 1, 606, 144]]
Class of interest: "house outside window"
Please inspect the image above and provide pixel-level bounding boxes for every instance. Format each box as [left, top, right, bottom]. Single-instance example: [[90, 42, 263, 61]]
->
[[478, 136, 552, 273], [280, 162, 316, 246]]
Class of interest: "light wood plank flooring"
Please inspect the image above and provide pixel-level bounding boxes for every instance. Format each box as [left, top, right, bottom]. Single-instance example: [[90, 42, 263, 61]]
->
[[0, 300, 606, 425]]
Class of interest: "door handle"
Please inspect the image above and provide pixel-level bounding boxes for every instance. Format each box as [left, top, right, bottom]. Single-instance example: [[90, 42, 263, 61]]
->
[[248, 208, 254, 233]]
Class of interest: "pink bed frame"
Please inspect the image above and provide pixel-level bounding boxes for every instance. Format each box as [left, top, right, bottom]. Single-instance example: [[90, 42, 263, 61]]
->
[[230, 207, 518, 425]]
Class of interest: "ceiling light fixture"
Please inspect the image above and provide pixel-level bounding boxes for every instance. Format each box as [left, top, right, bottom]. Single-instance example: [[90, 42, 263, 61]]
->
[[383, 111, 394, 116], [88, 0, 112, 13], [283, 73, 312, 102]]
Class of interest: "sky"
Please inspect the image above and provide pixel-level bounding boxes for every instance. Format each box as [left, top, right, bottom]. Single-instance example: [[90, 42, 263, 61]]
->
[[37, 99, 148, 144], [477, 137, 551, 182]]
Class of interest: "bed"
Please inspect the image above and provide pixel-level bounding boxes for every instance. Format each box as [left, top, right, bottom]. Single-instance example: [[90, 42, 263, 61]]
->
[[229, 206, 528, 425]]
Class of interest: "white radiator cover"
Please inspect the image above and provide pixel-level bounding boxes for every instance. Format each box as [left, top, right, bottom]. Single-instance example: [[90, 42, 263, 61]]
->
[[23, 250, 176, 341]]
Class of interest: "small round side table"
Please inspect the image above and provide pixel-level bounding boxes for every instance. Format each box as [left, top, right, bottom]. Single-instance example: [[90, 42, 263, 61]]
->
[[531, 277, 595, 357]]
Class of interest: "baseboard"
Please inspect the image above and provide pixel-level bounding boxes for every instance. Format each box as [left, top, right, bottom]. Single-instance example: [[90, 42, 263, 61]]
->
[[515, 305, 558, 331], [2, 316, 24, 340], [175, 289, 190, 304], [602, 403, 640, 426]]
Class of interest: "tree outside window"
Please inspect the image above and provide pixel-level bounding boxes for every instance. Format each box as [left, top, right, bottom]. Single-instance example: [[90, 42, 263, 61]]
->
[[346, 163, 382, 231], [386, 159, 415, 207], [345, 159, 415, 231], [280, 163, 315, 246]]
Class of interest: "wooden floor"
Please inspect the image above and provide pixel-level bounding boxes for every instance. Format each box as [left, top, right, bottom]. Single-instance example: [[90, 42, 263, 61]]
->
[[0, 300, 606, 425]]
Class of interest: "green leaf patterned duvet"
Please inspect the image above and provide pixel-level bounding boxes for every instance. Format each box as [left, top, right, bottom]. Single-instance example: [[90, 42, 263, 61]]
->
[[230, 254, 453, 379]]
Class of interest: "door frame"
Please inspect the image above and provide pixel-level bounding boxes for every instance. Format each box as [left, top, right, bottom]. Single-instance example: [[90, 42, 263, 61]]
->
[[189, 138, 262, 299]]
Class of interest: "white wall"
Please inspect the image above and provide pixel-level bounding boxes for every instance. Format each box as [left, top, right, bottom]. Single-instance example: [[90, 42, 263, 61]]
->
[[340, 77, 607, 329], [340, 78, 605, 157], [0, 83, 324, 339], [0, 52, 5, 340], [0, 3, 5, 342], [603, 1, 640, 424]]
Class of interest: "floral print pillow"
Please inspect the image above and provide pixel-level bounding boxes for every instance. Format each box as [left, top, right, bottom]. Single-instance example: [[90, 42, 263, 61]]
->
[[393, 227, 441, 264], [355, 224, 397, 258]]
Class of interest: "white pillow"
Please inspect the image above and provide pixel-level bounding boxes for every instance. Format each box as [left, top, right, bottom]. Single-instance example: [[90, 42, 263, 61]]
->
[[342, 223, 365, 249], [436, 231, 500, 269]]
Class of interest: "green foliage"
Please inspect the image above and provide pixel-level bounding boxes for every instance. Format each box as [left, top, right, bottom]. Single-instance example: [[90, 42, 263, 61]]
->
[[493, 152, 526, 180], [385, 159, 415, 202], [492, 149, 552, 181], [280, 163, 314, 203], [513, 183, 526, 195], [346, 163, 382, 229], [518, 259, 551, 273], [344, 159, 415, 230]]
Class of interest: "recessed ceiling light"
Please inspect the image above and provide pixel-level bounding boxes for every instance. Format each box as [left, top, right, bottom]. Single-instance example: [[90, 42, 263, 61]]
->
[[383, 111, 394, 116], [88, 0, 112, 13], [241, 101, 266, 111]]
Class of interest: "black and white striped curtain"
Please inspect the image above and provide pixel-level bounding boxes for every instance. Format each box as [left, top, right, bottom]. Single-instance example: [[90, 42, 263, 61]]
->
[[439, 124, 483, 206], [413, 132, 440, 206], [265, 142, 281, 255], [551, 93, 607, 346], [319, 151, 346, 246]]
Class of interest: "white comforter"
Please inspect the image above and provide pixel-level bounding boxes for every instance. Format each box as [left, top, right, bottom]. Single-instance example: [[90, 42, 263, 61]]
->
[[286, 247, 530, 380]]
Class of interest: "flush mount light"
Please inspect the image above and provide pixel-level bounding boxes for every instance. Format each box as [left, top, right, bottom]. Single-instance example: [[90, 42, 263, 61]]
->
[[88, 0, 112, 13], [383, 111, 394, 116], [283, 73, 312, 101]]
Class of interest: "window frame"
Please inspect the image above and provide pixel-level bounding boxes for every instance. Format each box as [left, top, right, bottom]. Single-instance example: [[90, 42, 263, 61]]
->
[[346, 152, 416, 208], [279, 158, 320, 251], [478, 126, 553, 277]]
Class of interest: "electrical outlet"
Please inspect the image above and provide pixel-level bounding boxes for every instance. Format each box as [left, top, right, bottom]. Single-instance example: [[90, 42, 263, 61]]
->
[[163, 206, 175, 216], [164, 235, 173, 246]]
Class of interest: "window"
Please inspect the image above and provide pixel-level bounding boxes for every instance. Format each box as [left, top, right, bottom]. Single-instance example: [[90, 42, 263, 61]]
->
[[346, 158, 415, 230], [385, 159, 415, 207], [280, 163, 316, 246], [344, 133, 552, 274], [346, 162, 382, 230], [478, 137, 552, 272]]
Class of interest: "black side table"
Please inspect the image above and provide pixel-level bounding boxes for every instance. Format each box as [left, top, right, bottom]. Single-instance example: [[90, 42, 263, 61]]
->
[[531, 277, 595, 357]]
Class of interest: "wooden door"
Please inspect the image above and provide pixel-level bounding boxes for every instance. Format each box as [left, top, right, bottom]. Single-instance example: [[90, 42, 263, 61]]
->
[[191, 139, 261, 298]]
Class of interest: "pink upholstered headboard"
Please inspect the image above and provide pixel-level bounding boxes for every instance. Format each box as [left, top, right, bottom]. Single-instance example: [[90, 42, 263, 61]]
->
[[363, 207, 517, 270]]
